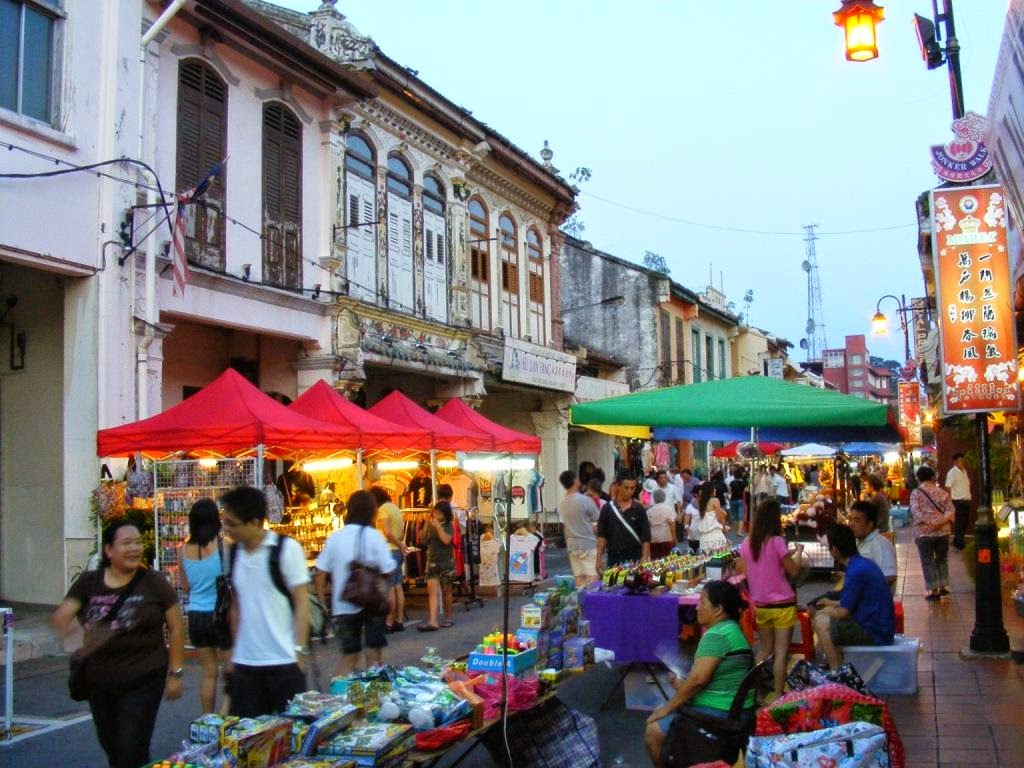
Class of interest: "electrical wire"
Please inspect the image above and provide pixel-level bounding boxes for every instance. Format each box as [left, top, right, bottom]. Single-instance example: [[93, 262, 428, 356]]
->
[[578, 190, 916, 237], [0, 140, 175, 242]]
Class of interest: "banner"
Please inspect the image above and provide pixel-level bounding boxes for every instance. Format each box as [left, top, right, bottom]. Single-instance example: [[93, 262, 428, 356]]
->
[[897, 381, 922, 445], [931, 184, 1019, 414]]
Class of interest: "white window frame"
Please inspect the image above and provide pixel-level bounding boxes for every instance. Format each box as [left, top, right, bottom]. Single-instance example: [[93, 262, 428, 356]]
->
[[0, 0, 64, 127]]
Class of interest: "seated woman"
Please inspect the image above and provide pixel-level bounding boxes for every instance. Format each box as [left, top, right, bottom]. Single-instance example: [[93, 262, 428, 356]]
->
[[644, 581, 756, 766]]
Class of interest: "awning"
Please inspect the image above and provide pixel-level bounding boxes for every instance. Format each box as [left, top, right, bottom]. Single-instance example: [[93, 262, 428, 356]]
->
[[97, 369, 358, 457], [288, 379, 431, 452], [368, 391, 492, 452], [434, 398, 541, 454]]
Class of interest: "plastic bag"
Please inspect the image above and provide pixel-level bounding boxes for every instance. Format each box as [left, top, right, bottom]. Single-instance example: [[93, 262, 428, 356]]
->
[[414, 719, 473, 751], [474, 674, 539, 720]]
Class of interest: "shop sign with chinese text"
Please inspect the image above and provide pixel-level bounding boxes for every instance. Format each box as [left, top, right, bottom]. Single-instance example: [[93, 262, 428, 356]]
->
[[897, 381, 922, 445], [930, 112, 993, 184], [931, 184, 1019, 414]]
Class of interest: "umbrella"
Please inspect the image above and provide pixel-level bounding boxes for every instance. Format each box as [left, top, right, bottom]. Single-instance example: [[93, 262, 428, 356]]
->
[[711, 441, 784, 458]]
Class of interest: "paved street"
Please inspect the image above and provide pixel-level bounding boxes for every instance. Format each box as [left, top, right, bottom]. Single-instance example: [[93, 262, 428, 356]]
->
[[3, 532, 1024, 767]]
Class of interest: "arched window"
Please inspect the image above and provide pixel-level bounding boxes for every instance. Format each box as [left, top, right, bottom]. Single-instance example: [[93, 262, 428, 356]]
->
[[386, 154, 412, 199], [422, 173, 447, 323], [345, 133, 375, 178], [423, 174, 445, 215], [344, 132, 377, 302], [176, 59, 227, 270], [499, 213, 520, 338], [468, 197, 491, 332], [386, 153, 414, 312], [526, 227, 545, 345], [262, 102, 302, 289]]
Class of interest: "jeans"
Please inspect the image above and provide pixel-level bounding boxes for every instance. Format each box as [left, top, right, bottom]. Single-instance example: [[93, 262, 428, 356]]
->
[[729, 500, 744, 524], [952, 500, 971, 548], [229, 662, 307, 717], [916, 535, 950, 593], [88, 669, 165, 768]]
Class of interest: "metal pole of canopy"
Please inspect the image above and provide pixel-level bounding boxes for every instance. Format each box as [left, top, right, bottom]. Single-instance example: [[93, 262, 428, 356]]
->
[[356, 449, 364, 490]]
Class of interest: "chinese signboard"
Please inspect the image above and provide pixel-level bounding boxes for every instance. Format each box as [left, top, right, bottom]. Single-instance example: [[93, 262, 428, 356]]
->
[[897, 381, 922, 445], [930, 112, 993, 184], [502, 337, 577, 392], [931, 184, 1019, 414]]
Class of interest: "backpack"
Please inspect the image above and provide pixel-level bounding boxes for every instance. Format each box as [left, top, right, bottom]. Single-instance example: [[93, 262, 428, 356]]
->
[[230, 535, 327, 642]]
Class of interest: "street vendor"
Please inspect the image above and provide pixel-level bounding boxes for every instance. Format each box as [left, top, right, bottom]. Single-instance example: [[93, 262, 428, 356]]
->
[[276, 460, 315, 506], [596, 469, 651, 569]]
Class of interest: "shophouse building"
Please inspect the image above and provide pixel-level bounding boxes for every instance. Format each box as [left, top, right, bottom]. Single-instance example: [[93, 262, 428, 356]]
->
[[559, 236, 741, 476], [0, 0, 576, 604]]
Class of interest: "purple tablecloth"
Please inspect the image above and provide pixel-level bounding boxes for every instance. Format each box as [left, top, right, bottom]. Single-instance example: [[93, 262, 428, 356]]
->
[[580, 588, 682, 664]]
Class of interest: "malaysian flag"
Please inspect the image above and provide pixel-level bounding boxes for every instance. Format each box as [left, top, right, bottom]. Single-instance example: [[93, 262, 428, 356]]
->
[[171, 161, 224, 297]]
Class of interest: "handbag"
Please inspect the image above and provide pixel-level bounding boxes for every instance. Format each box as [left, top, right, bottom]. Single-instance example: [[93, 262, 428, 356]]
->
[[68, 568, 145, 701], [213, 537, 233, 644], [341, 526, 390, 614]]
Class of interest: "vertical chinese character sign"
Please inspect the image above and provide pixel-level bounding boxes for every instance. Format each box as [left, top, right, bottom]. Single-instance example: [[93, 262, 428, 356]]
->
[[931, 184, 1019, 414], [897, 381, 923, 445]]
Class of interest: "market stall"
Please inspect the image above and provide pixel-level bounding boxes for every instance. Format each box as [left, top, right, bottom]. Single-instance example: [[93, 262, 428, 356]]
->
[[142, 577, 599, 768]]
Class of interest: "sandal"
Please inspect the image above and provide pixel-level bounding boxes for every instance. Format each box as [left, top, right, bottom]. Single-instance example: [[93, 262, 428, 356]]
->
[[417, 624, 439, 632]]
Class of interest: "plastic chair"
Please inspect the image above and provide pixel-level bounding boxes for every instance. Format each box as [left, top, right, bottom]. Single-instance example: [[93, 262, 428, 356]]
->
[[790, 610, 816, 661], [894, 600, 904, 634]]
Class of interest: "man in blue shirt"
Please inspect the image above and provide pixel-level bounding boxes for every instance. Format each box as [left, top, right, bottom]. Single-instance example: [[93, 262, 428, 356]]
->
[[812, 524, 895, 668]]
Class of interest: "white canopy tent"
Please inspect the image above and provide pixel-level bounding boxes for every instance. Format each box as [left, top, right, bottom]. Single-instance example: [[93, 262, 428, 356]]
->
[[780, 443, 837, 458]]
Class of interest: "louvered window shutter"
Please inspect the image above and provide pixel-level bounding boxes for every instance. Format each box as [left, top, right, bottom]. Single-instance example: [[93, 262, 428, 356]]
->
[[426, 228, 434, 262], [176, 60, 226, 270], [261, 103, 302, 288], [436, 233, 444, 264]]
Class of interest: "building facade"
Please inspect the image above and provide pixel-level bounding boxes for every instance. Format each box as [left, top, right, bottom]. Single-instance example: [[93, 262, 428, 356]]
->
[[821, 335, 894, 405]]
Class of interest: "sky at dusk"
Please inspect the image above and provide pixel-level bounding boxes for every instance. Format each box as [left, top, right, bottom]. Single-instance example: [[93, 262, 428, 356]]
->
[[276, 0, 1009, 363]]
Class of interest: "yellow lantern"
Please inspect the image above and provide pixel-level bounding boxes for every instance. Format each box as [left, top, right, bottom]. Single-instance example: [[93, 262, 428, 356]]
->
[[833, 0, 885, 62], [871, 310, 889, 336]]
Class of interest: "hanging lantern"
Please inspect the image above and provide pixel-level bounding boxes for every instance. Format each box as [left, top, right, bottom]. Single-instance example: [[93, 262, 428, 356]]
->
[[833, 0, 885, 62]]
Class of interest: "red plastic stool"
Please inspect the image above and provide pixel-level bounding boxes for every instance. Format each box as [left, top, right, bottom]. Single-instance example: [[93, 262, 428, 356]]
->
[[894, 600, 904, 634], [790, 609, 816, 660]]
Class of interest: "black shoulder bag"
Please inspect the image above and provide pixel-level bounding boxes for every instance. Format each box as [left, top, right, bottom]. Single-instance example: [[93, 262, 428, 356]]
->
[[68, 568, 145, 701], [212, 537, 233, 645]]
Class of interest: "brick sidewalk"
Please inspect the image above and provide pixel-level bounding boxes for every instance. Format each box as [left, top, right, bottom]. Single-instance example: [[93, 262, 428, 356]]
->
[[886, 525, 1024, 768]]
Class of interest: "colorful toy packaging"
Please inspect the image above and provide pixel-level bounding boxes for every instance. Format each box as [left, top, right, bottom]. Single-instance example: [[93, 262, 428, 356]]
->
[[520, 604, 551, 629], [190, 714, 240, 745], [223, 716, 292, 768], [563, 637, 595, 670], [298, 706, 361, 756]]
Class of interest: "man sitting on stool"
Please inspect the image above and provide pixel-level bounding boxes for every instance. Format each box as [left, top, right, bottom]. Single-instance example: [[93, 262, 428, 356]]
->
[[812, 524, 895, 669]]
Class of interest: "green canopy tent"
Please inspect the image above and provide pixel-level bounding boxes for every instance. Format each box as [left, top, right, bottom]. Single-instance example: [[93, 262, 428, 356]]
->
[[569, 376, 902, 442]]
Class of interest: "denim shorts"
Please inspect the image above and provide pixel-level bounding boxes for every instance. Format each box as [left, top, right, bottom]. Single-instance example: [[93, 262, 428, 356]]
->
[[389, 549, 404, 587]]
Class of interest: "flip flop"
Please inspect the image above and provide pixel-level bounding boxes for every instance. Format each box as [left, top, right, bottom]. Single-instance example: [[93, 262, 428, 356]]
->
[[417, 624, 439, 632], [440, 621, 454, 628]]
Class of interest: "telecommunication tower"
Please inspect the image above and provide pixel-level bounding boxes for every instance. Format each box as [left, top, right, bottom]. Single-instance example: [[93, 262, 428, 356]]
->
[[801, 223, 827, 361]]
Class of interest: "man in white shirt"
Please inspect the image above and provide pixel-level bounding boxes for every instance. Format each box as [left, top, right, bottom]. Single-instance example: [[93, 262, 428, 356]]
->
[[315, 490, 396, 675], [220, 486, 311, 718], [944, 452, 972, 550], [558, 470, 600, 587], [654, 469, 682, 515], [847, 500, 897, 591], [770, 465, 790, 504]]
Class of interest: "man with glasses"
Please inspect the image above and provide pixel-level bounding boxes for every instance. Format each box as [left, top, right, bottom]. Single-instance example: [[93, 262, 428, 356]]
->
[[220, 486, 310, 717]]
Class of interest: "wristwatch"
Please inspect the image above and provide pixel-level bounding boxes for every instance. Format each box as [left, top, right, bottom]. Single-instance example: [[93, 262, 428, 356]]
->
[[294, 645, 309, 656], [168, 667, 184, 679]]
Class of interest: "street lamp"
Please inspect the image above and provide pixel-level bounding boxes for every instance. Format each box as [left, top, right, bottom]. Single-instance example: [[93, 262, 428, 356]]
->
[[833, 0, 885, 62], [871, 294, 912, 362], [842, 0, 1008, 656], [560, 295, 625, 314]]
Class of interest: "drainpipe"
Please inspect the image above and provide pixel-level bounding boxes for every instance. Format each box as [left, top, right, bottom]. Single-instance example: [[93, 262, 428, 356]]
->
[[135, 0, 187, 418]]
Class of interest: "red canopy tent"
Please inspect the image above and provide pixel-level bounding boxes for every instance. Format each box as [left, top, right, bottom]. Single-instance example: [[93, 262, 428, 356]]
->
[[97, 369, 358, 457], [435, 398, 541, 454], [289, 379, 430, 452], [711, 440, 783, 458], [368, 391, 491, 452]]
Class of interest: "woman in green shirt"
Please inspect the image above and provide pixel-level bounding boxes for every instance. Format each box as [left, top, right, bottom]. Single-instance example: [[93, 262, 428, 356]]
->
[[644, 580, 755, 765]]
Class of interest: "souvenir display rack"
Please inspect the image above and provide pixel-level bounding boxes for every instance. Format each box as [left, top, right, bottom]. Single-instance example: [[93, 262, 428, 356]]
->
[[153, 457, 259, 602]]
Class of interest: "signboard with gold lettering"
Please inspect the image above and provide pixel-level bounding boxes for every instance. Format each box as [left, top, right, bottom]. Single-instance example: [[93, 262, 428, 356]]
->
[[931, 184, 1019, 413], [897, 381, 922, 445]]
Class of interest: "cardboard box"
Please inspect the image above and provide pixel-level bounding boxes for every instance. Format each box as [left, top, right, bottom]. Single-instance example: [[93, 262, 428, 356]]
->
[[467, 647, 538, 675], [224, 716, 292, 768], [189, 714, 240, 745], [520, 604, 551, 629], [515, 627, 549, 654], [563, 637, 595, 670]]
